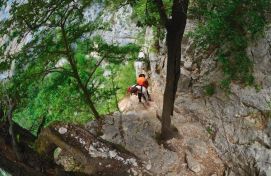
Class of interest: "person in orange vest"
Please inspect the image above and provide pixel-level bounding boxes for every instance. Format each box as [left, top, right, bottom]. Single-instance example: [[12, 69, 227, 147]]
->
[[136, 74, 151, 102]]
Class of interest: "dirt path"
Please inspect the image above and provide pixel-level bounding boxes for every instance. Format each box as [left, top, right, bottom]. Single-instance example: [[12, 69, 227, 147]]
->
[[86, 93, 226, 175], [50, 92, 225, 175]]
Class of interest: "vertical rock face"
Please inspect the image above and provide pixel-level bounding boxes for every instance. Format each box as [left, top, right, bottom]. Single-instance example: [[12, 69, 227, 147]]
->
[[142, 26, 167, 93], [87, 4, 142, 46], [134, 61, 147, 78], [144, 19, 271, 175], [0, 60, 16, 81], [0, 35, 30, 80], [0, 71, 9, 80], [248, 27, 271, 89]]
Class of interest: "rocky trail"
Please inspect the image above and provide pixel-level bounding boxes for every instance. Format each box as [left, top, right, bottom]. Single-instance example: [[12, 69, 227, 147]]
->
[[1, 2, 270, 175], [45, 20, 271, 176], [49, 92, 225, 175]]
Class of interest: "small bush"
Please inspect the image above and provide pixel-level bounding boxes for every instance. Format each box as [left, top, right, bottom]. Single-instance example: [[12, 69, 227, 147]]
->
[[190, 0, 271, 90], [204, 83, 216, 96], [206, 127, 214, 135]]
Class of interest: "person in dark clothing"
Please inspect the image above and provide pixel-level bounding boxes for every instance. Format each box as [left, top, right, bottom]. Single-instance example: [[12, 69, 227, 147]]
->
[[136, 74, 151, 102]]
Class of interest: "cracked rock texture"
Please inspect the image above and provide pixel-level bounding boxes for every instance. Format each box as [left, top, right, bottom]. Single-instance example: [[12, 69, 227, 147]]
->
[[86, 95, 224, 175], [146, 20, 271, 175]]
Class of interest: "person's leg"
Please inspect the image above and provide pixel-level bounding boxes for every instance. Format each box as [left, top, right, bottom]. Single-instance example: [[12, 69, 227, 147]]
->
[[141, 87, 149, 102], [136, 85, 144, 103], [138, 93, 142, 102], [146, 90, 151, 101], [142, 93, 147, 101]]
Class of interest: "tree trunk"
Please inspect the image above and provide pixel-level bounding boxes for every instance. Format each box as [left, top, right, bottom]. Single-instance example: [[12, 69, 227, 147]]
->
[[0, 120, 89, 176], [7, 101, 23, 161], [0, 103, 4, 120], [71, 66, 100, 119], [160, 0, 189, 140], [36, 116, 46, 136], [60, 25, 100, 120], [0, 123, 69, 176], [0, 153, 46, 176]]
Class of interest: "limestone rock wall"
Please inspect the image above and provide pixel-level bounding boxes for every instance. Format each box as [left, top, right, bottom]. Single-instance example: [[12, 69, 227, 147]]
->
[[87, 4, 142, 46], [145, 20, 271, 175]]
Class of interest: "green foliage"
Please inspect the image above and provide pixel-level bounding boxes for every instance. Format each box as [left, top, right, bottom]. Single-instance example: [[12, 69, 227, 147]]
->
[[10, 36, 139, 132], [190, 0, 271, 90], [254, 84, 262, 93], [13, 73, 92, 133], [130, 0, 170, 51], [12, 49, 137, 134], [131, 0, 160, 26], [206, 126, 214, 135], [94, 61, 136, 115], [0, 0, 140, 133], [0, 169, 11, 176], [115, 62, 136, 98], [105, 0, 166, 27], [204, 83, 216, 96], [266, 102, 271, 119]]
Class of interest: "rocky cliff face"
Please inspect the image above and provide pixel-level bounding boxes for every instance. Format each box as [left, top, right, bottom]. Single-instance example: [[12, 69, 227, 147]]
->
[[87, 95, 225, 176], [2, 2, 270, 175], [86, 4, 142, 45], [144, 20, 271, 175]]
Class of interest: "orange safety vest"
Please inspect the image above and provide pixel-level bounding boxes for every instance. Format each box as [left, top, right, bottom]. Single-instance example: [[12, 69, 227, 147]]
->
[[137, 77, 148, 88]]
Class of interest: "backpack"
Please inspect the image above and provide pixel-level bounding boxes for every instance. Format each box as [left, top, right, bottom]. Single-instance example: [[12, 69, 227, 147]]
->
[[128, 86, 138, 94]]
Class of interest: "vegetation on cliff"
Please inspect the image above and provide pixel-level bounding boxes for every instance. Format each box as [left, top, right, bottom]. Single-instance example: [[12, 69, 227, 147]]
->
[[0, 0, 270, 175], [190, 0, 271, 90]]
